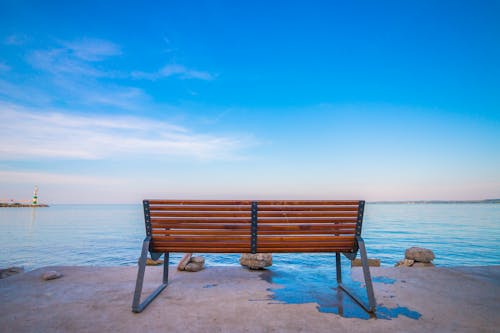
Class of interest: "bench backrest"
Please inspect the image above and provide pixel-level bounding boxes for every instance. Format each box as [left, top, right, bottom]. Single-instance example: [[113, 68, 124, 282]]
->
[[144, 200, 365, 255]]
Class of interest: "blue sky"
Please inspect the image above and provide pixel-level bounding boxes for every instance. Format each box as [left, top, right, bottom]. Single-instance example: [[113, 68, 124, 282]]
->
[[0, 1, 499, 203]]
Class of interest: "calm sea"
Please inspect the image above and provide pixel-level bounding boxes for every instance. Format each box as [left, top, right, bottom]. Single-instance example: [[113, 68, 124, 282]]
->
[[1, 204, 499, 270]]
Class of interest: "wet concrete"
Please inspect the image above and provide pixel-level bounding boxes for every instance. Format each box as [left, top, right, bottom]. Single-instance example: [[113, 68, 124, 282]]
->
[[260, 266, 420, 320]]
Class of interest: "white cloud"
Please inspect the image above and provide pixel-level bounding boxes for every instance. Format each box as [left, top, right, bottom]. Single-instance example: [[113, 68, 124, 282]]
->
[[132, 64, 214, 81], [28, 48, 109, 77], [0, 102, 248, 160], [4, 34, 28, 46], [63, 38, 121, 61], [26, 38, 121, 77], [0, 170, 124, 186]]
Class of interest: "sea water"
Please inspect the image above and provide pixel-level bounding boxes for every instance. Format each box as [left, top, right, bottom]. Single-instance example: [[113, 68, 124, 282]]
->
[[1, 203, 499, 270]]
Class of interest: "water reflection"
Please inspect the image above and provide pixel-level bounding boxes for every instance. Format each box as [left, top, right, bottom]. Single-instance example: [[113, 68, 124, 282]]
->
[[30, 208, 37, 230]]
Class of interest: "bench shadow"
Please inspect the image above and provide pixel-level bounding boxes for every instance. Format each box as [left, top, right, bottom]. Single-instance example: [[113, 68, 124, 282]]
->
[[259, 265, 421, 320]]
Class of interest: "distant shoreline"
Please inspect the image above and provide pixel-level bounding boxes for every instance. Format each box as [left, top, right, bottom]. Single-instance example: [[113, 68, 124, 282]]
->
[[0, 203, 49, 208], [369, 199, 499, 204]]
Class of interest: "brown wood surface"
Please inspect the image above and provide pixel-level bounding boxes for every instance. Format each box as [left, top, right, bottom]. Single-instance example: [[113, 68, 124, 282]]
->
[[145, 199, 362, 254], [151, 247, 251, 253], [147, 199, 360, 206], [257, 206, 358, 211], [150, 211, 252, 217], [256, 247, 354, 253], [256, 235, 354, 242], [257, 218, 358, 223], [149, 205, 252, 211], [151, 223, 251, 230], [148, 200, 253, 205], [257, 212, 358, 218], [151, 217, 252, 224], [153, 235, 250, 242], [152, 242, 250, 248], [151, 229, 251, 236], [257, 224, 357, 231]]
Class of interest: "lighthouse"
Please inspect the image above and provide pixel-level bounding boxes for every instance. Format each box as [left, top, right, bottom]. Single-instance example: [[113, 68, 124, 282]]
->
[[32, 185, 39, 205]]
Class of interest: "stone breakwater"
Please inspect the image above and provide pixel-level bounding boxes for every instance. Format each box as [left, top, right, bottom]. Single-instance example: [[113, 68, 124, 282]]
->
[[0, 203, 49, 207]]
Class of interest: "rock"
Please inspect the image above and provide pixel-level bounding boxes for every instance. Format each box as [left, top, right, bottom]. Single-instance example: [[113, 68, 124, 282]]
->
[[405, 247, 435, 263], [412, 262, 435, 268], [190, 256, 205, 265], [239, 253, 272, 270], [0, 267, 24, 279], [177, 253, 192, 271], [178, 254, 205, 272], [184, 262, 204, 272], [351, 258, 381, 267], [395, 259, 415, 267], [146, 258, 164, 266], [42, 271, 63, 280]]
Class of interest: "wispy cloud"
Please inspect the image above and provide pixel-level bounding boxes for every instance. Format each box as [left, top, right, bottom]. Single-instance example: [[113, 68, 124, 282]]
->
[[0, 102, 248, 160], [63, 38, 121, 61], [28, 48, 107, 77], [132, 64, 215, 81], [0, 170, 124, 186], [4, 34, 28, 46], [26, 38, 121, 77]]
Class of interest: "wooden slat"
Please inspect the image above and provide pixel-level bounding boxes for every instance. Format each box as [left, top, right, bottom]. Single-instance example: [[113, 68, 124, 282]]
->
[[152, 242, 250, 248], [150, 211, 251, 218], [257, 206, 358, 211], [258, 230, 355, 235], [257, 200, 360, 206], [257, 235, 354, 242], [148, 200, 253, 205], [258, 218, 358, 223], [257, 248, 353, 253], [258, 212, 357, 218], [151, 223, 251, 230], [256, 242, 354, 248], [151, 217, 251, 224], [147, 200, 360, 206], [153, 235, 250, 242], [150, 205, 252, 211], [152, 247, 250, 253], [152, 229, 250, 236], [258, 224, 356, 231]]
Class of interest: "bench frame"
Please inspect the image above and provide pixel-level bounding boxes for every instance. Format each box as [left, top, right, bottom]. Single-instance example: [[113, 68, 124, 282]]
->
[[132, 200, 376, 314]]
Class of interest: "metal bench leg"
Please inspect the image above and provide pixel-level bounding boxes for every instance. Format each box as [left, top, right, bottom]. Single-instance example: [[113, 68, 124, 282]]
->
[[132, 238, 169, 313], [337, 236, 377, 313]]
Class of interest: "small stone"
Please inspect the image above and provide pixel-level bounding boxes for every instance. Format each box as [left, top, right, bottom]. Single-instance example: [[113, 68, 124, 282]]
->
[[42, 271, 63, 280], [177, 253, 192, 271], [190, 256, 205, 265], [184, 262, 204, 272], [412, 262, 435, 268], [405, 247, 435, 263], [239, 253, 272, 270], [146, 258, 164, 266], [0, 267, 24, 279], [351, 258, 381, 267], [395, 259, 414, 267]]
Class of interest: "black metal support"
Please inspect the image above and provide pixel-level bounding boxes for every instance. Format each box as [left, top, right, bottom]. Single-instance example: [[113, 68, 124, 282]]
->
[[337, 236, 377, 313], [336, 252, 342, 283], [131, 237, 169, 313], [251, 201, 258, 254]]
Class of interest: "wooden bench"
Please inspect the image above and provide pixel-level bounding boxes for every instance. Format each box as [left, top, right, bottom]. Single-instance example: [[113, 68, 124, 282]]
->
[[132, 200, 376, 313]]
